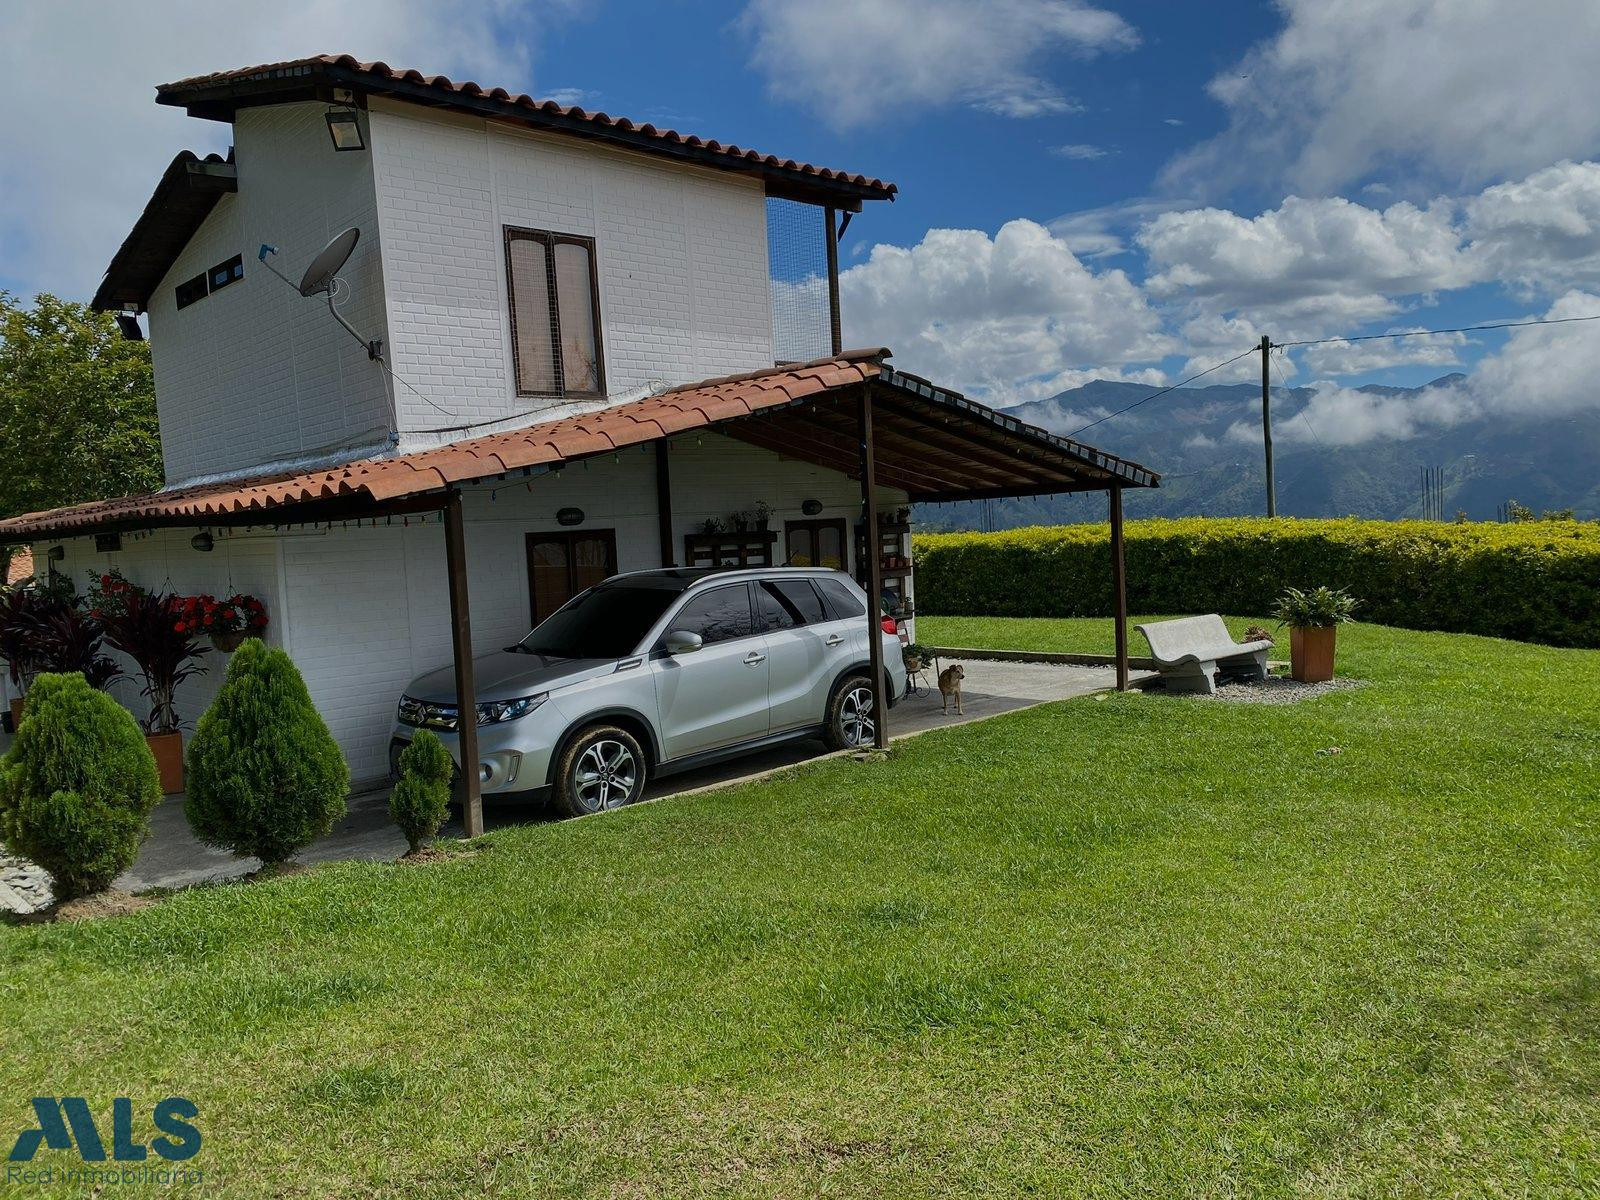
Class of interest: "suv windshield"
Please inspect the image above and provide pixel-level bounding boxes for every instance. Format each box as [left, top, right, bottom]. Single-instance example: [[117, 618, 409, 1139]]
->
[[516, 584, 679, 659]]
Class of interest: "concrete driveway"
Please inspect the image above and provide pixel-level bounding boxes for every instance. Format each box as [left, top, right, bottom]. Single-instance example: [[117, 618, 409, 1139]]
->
[[116, 657, 1141, 892]]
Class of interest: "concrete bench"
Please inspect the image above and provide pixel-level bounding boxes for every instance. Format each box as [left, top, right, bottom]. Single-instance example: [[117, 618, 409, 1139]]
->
[[1135, 615, 1272, 695]]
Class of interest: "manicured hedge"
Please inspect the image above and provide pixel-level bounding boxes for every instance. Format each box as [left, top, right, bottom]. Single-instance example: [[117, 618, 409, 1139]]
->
[[913, 518, 1600, 647]]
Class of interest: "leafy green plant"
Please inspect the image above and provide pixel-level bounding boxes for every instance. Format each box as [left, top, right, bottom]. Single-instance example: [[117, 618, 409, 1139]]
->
[[902, 642, 933, 666], [1272, 586, 1359, 629], [99, 587, 207, 732], [0, 672, 161, 900], [913, 517, 1600, 648], [389, 730, 455, 855], [184, 639, 348, 869]]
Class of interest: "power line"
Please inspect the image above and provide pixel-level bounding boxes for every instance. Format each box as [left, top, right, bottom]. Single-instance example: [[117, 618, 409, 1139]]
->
[[1274, 311, 1600, 349], [1066, 348, 1260, 437]]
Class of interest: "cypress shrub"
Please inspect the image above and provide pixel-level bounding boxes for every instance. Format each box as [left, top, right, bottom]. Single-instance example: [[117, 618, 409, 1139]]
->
[[184, 639, 348, 868], [0, 672, 161, 900], [389, 729, 455, 855], [914, 517, 1600, 647]]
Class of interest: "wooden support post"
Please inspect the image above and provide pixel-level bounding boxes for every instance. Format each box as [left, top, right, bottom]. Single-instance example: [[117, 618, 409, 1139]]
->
[[825, 207, 843, 358], [1110, 485, 1129, 692], [442, 488, 483, 838], [858, 383, 889, 749], [655, 441, 675, 567]]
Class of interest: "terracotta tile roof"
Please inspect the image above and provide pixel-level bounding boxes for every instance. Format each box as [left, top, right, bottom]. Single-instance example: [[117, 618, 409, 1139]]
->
[[0, 350, 1158, 543], [2, 548, 33, 585], [158, 55, 897, 204]]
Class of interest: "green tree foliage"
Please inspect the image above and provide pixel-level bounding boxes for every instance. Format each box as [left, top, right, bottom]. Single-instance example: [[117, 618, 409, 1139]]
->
[[184, 639, 348, 867], [0, 672, 161, 900], [389, 729, 455, 855], [914, 517, 1600, 648], [0, 293, 161, 522]]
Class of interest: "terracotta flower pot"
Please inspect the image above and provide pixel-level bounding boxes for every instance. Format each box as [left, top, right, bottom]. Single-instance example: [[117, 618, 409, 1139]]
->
[[147, 730, 185, 794], [1289, 626, 1338, 683], [9, 696, 23, 730], [211, 630, 247, 652]]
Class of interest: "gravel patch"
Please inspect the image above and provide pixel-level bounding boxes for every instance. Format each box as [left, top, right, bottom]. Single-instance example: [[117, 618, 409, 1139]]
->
[[0, 851, 55, 914], [1181, 676, 1364, 705]]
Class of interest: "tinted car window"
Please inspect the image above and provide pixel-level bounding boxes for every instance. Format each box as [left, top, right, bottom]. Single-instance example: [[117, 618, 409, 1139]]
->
[[518, 584, 678, 658], [669, 585, 754, 645], [815, 577, 865, 620], [757, 580, 826, 630]]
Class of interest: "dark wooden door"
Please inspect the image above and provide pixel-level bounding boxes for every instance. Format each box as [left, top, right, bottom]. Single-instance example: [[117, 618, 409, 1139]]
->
[[785, 518, 847, 571], [525, 529, 618, 626]]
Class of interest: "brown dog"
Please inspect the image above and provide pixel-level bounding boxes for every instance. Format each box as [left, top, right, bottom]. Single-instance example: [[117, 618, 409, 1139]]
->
[[938, 663, 965, 715]]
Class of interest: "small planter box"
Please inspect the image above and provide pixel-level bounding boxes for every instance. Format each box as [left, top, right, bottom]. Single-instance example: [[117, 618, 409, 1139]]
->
[[1289, 626, 1338, 683], [147, 730, 185, 794]]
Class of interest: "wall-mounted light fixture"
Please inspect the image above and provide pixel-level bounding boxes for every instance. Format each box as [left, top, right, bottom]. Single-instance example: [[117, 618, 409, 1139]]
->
[[191, 532, 215, 553], [324, 108, 365, 152], [115, 307, 144, 342], [556, 507, 585, 527], [801, 499, 823, 516], [46, 545, 65, 563]]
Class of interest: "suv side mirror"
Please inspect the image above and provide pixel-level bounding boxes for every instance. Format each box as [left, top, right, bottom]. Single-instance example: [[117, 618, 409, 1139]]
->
[[665, 630, 703, 655]]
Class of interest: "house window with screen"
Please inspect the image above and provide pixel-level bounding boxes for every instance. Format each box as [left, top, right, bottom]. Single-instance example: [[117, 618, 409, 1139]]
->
[[504, 227, 604, 397]]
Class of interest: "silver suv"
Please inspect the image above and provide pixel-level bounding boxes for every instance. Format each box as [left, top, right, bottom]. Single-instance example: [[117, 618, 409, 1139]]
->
[[391, 567, 905, 816]]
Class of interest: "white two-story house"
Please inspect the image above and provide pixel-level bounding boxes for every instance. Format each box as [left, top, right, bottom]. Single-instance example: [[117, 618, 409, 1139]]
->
[[0, 55, 1156, 808]]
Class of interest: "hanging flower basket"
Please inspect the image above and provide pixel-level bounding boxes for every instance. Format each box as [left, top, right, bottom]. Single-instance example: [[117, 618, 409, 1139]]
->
[[182, 592, 269, 652]]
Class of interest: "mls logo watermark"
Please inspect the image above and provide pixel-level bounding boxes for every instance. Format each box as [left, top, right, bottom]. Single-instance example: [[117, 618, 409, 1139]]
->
[[7, 1098, 202, 1187]]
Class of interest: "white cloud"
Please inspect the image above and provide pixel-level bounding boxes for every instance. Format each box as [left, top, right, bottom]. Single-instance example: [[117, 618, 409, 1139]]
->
[[1235, 292, 1600, 447], [1139, 195, 1475, 321], [1297, 330, 1468, 377], [839, 219, 1172, 404], [1052, 143, 1112, 161], [1166, 0, 1600, 196], [1464, 160, 1600, 292], [740, 0, 1136, 129], [0, 1, 578, 300]]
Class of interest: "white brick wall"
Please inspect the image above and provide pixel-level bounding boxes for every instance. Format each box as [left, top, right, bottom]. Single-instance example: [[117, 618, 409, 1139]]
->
[[367, 102, 775, 443], [147, 104, 393, 485], [40, 437, 905, 785]]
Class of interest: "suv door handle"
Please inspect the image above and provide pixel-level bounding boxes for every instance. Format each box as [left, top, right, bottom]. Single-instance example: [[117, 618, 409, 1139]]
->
[[823, 634, 844, 646], [743, 651, 766, 665]]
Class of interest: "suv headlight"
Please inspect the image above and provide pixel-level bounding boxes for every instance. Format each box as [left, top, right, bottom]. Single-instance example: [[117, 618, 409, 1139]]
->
[[477, 693, 548, 724], [397, 693, 547, 729]]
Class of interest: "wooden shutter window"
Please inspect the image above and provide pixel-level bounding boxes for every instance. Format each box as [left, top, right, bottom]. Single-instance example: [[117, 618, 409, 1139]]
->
[[505, 228, 605, 398]]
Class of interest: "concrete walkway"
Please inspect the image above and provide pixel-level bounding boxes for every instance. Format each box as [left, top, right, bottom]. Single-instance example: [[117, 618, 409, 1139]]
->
[[115, 658, 1144, 892]]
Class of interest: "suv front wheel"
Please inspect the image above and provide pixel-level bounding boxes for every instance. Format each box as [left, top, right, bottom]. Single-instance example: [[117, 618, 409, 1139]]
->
[[555, 725, 647, 817], [825, 674, 878, 750]]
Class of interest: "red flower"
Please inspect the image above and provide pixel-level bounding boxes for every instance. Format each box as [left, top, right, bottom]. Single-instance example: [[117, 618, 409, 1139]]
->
[[174, 621, 186, 633]]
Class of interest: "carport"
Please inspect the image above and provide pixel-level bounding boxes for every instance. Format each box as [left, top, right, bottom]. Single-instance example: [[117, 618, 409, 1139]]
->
[[0, 348, 1159, 836]]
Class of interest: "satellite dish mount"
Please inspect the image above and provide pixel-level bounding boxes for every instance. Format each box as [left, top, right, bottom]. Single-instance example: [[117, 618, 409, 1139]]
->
[[258, 228, 382, 361]]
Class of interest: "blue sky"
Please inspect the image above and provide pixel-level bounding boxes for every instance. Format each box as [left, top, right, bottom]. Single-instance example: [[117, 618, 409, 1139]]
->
[[6, 0, 1600, 446]]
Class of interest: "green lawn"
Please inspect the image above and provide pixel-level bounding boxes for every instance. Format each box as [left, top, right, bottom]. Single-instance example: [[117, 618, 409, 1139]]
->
[[2, 619, 1598, 1197]]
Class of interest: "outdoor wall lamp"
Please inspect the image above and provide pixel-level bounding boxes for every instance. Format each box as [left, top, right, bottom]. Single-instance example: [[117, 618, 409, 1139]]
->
[[802, 498, 823, 516], [556, 507, 585, 527], [191, 532, 215, 553], [46, 545, 64, 563], [324, 108, 365, 152]]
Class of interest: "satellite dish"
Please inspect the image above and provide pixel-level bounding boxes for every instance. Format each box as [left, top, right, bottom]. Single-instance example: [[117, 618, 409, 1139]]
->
[[297, 227, 360, 297]]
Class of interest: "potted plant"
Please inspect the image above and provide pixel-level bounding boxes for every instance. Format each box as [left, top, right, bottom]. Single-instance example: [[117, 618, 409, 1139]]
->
[[753, 500, 773, 532], [1271, 586, 1359, 683], [182, 592, 269, 652], [699, 516, 726, 535], [34, 604, 123, 689], [902, 642, 932, 672], [730, 509, 751, 532], [0, 586, 44, 727], [100, 586, 208, 793]]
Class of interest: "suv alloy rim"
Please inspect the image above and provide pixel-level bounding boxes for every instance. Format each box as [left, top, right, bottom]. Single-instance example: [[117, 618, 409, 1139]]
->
[[840, 684, 876, 747], [575, 739, 638, 810]]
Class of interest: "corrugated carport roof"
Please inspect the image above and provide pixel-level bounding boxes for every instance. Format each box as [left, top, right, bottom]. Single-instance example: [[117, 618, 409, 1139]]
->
[[0, 350, 1157, 543]]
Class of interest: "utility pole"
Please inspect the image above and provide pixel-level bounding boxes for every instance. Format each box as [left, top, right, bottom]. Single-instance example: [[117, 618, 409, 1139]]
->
[[1260, 334, 1277, 517]]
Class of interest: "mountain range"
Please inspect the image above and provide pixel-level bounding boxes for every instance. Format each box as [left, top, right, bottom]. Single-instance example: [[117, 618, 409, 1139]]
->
[[918, 376, 1600, 530]]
